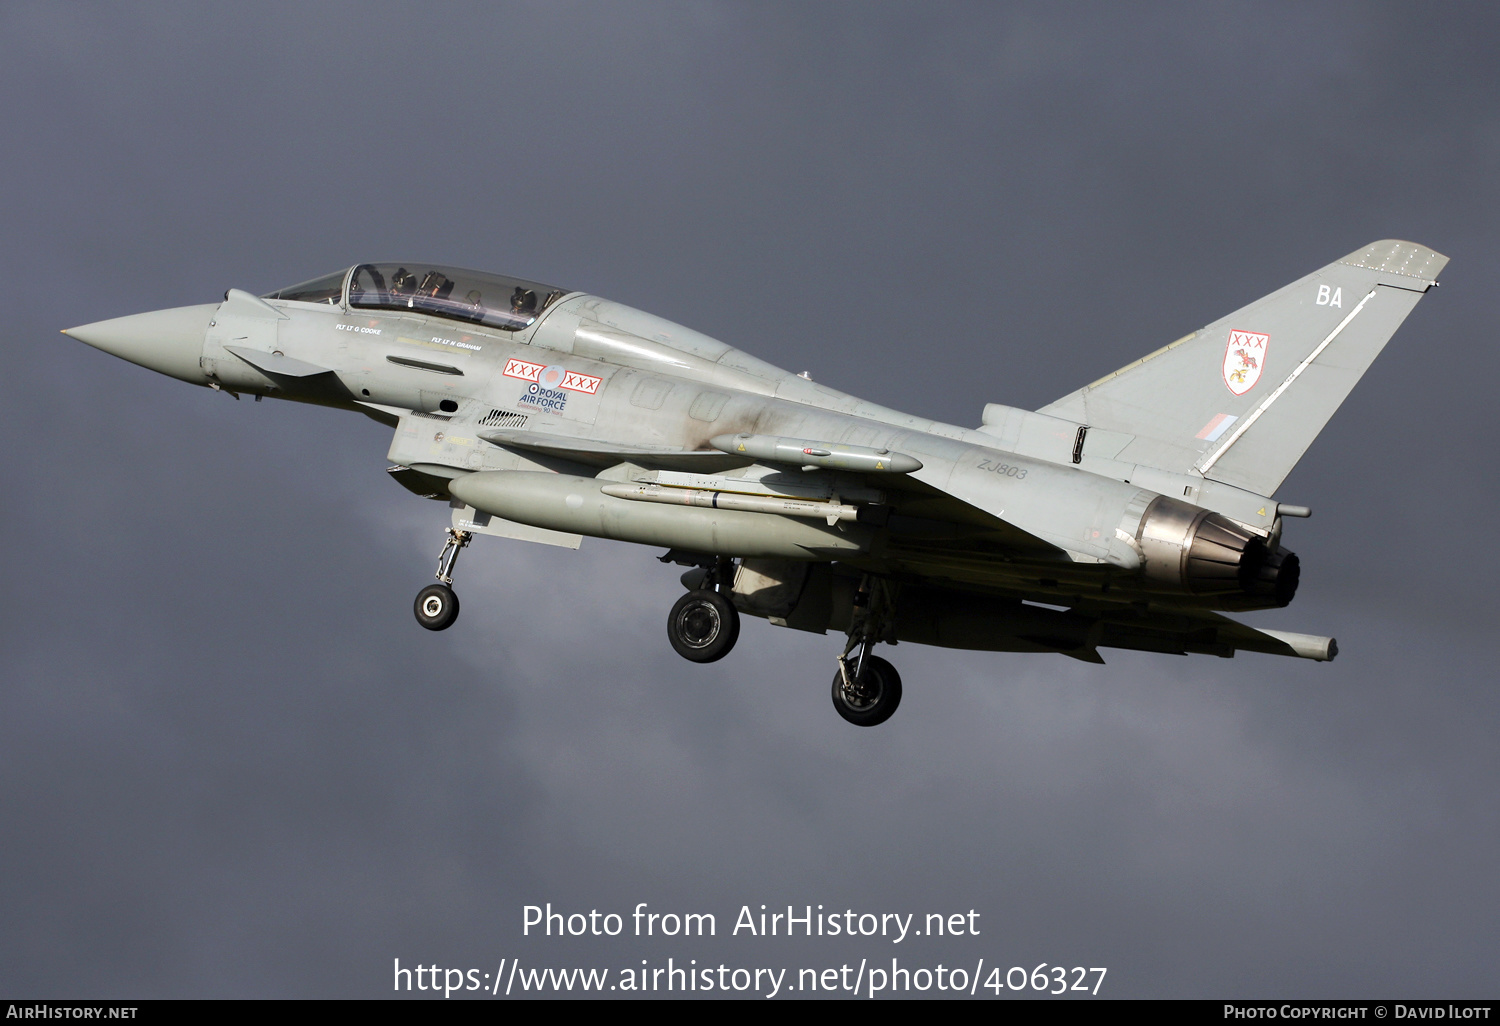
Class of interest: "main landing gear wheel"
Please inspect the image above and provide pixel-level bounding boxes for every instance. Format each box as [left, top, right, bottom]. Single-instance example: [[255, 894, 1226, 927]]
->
[[667, 589, 740, 663], [414, 583, 460, 631], [832, 654, 902, 727]]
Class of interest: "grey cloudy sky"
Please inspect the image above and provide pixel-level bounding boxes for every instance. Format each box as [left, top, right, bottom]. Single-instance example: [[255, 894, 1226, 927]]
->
[[1, 2, 1496, 999]]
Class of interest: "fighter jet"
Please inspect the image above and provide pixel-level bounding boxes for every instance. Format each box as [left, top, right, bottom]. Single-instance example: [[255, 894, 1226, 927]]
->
[[64, 241, 1445, 725]]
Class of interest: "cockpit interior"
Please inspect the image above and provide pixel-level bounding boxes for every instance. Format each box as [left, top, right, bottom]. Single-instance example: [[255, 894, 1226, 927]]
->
[[264, 264, 569, 332]]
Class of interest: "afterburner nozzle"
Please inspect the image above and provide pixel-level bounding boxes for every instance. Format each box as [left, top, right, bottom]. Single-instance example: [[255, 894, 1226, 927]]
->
[[1137, 495, 1300, 608]]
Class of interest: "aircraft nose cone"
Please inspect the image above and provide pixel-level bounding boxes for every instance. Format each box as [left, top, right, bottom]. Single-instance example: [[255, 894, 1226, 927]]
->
[[64, 303, 218, 384]]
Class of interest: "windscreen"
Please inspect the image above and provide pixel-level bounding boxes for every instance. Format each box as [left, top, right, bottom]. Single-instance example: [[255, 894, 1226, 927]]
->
[[348, 263, 567, 331], [263, 271, 347, 305]]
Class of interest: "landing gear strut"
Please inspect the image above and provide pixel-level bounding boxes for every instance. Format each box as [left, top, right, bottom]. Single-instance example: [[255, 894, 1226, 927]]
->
[[414, 528, 470, 631], [831, 576, 903, 726], [666, 556, 740, 663]]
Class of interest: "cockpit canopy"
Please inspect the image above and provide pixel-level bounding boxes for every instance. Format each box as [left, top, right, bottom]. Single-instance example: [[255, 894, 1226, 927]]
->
[[350, 264, 567, 331], [264, 264, 569, 332]]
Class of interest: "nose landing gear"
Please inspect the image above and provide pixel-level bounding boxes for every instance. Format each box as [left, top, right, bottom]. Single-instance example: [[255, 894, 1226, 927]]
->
[[414, 528, 470, 631]]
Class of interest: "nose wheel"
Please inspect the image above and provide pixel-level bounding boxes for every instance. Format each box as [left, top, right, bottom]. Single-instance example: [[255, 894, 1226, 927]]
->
[[415, 583, 459, 631], [414, 528, 470, 631]]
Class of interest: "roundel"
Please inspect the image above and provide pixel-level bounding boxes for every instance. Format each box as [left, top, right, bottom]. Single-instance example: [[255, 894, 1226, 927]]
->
[[539, 365, 566, 390]]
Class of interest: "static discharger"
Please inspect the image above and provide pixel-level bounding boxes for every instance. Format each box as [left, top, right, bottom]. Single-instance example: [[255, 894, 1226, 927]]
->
[[710, 433, 922, 474]]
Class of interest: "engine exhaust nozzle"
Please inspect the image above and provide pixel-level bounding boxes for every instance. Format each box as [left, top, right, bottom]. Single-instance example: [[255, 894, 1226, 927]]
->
[[1137, 496, 1298, 606]]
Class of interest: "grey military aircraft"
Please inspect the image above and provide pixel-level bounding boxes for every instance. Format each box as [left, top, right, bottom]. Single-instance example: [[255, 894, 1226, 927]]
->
[[65, 241, 1445, 725]]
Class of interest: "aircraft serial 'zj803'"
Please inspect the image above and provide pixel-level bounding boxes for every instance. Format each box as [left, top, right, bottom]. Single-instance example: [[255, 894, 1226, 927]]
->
[[65, 241, 1445, 726]]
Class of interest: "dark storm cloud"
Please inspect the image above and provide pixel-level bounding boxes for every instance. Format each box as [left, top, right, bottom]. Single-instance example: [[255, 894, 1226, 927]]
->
[[1, 2, 1496, 998]]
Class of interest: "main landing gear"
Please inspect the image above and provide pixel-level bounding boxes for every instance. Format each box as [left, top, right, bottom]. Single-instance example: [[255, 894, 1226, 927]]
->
[[663, 558, 906, 727], [414, 527, 470, 631], [831, 576, 903, 726], [666, 557, 740, 663]]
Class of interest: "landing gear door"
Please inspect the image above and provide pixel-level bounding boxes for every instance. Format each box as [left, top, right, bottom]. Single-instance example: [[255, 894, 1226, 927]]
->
[[203, 289, 287, 392]]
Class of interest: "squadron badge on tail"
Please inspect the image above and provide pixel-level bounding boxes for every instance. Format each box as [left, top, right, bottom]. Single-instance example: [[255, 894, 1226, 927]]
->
[[1223, 329, 1269, 395]]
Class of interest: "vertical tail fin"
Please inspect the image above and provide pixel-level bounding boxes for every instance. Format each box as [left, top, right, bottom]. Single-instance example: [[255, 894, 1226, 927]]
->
[[1039, 240, 1447, 495]]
